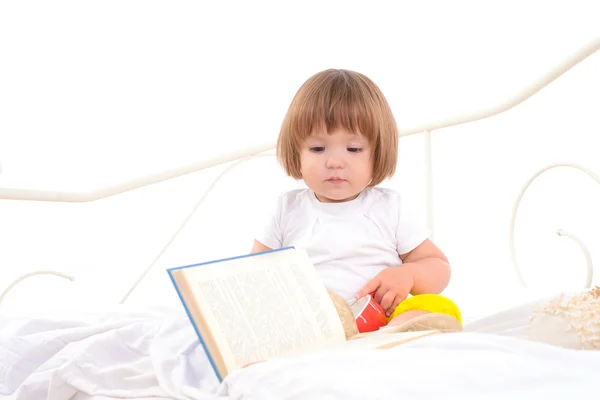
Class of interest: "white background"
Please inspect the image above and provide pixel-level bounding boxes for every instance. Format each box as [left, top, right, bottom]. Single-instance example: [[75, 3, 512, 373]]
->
[[0, 1, 599, 319]]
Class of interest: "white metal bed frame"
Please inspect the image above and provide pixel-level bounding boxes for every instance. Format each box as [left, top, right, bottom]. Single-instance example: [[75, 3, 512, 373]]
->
[[1, 38, 599, 309]]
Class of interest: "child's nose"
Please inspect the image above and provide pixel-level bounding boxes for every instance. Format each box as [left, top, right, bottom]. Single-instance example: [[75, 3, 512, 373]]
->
[[326, 156, 345, 169]]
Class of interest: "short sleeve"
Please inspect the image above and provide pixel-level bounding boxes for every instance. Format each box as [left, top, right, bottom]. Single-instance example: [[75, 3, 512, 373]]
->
[[254, 193, 284, 249], [394, 191, 430, 255]]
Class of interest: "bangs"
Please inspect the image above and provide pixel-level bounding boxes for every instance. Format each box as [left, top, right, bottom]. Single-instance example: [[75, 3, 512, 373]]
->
[[289, 70, 382, 143]]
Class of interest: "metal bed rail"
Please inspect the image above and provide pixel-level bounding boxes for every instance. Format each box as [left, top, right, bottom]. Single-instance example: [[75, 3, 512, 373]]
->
[[1, 37, 599, 308]]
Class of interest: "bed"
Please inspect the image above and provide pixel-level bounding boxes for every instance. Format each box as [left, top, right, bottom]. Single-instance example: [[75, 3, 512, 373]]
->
[[1, 38, 599, 399]]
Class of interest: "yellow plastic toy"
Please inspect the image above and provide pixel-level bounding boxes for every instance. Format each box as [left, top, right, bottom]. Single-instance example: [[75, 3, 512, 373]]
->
[[387, 293, 463, 324]]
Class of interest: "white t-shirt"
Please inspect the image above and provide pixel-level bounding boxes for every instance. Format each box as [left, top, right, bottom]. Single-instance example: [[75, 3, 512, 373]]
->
[[256, 187, 429, 300]]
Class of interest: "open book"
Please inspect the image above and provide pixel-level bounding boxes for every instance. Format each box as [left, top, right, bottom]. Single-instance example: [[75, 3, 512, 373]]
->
[[168, 247, 439, 381]]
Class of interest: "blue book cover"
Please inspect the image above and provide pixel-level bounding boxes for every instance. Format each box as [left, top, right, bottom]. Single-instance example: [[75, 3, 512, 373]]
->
[[167, 246, 295, 382]]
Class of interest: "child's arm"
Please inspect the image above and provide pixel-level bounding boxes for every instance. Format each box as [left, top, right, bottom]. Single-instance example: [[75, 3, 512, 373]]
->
[[251, 240, 272, 254], [356, 239, 450, 316], [399, 238, 450, 295], [252, 194, 284, 253]]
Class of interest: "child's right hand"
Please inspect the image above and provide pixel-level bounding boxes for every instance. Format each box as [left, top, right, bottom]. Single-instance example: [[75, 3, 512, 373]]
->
[[355, 267, 415, 317]]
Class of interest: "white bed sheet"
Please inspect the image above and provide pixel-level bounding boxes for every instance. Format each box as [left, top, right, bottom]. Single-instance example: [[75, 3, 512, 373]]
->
[[0, 306, 223, 400], [1, 298, 598, 400]]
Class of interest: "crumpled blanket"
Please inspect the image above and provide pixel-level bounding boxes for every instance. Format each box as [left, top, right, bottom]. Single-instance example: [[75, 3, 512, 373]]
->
[[2, 301, 600, 400]]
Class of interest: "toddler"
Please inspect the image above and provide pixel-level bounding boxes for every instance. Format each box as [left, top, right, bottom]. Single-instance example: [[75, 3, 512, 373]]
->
[[252, 69, 462, 333]]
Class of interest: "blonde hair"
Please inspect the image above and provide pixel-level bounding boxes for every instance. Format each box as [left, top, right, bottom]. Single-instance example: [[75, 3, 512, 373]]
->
[[277, 69, 399, 186]]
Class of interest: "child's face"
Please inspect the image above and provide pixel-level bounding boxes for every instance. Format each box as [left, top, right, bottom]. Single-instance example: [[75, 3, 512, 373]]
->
[[300, 127, 373, 203]]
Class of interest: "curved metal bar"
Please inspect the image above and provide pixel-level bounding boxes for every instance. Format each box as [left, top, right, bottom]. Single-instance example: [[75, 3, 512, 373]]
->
[[399, 38, 600, 136], [0, 144, 277, 203], [423, 130, 435, 239], [556, 229, 594, 288], [510, 162, 599, 288], [118, 152, 276, 304], [0, 38, 598, 203], [0, 270, 75, 309]]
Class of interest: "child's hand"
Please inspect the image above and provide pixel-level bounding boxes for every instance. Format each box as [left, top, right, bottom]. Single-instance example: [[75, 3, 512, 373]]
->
[[356, 267, 415, 317]]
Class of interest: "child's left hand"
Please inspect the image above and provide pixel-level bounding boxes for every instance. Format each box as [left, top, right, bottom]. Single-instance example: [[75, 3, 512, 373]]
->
[[355, 267, 415, 317]]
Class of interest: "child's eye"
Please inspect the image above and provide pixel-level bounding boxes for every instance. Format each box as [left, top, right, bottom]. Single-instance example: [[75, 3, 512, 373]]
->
[[347, 147, 362, 153], [310, 146, 325, 152]]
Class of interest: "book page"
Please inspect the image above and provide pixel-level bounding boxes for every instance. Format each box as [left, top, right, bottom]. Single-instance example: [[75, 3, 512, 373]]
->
[[180, 248, 346, 374], [349, 322, 433, 339], [314, 330, 440, 354], [347, 330, 440, 349]]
